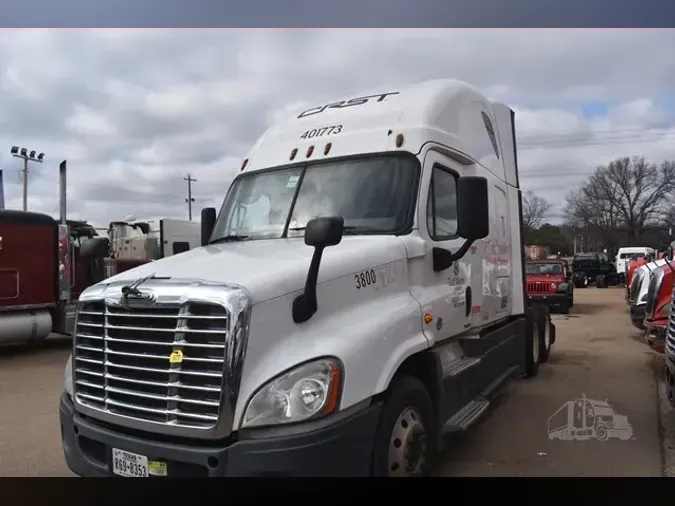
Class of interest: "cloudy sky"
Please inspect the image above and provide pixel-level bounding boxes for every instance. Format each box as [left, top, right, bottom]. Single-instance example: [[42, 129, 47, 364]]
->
[[0, 29, 674, 227]]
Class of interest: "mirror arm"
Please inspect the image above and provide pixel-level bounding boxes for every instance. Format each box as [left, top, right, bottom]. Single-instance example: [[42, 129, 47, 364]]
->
[[447, 239, 474, 265], [293, 246, 325, 324]]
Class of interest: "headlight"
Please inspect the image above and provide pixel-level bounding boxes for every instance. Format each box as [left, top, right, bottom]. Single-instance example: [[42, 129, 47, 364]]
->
[[641, 293, 649, 302], [241, 358, 342, 429], [550, 282, 557, 290], [660, 303, 672, 316], [64, 353, 73, 398]]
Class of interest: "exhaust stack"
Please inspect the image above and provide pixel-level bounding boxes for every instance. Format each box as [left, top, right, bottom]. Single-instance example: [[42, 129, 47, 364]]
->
[[0, 169, 5, 210], [59, 160, 66, 224]]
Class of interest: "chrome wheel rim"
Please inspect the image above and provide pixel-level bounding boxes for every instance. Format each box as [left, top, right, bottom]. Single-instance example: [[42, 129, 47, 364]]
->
[[388, 407, 427, 477]]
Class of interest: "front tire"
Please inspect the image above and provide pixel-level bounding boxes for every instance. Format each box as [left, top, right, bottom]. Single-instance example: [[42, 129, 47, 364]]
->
[[372, 376, 436, 477]]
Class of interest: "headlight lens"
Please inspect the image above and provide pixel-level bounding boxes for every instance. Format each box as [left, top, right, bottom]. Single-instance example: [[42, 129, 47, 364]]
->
[[550, 282, 557, 290], [242, 358, 341, 429], [64, 353, 73, 398]]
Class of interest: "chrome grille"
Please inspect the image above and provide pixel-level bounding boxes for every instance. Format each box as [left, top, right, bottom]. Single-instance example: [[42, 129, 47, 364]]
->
[[527, 281, 554, 294], [73, 299, 229, 428], [629, 270, 644, 305], [666, 287, 675, 356], [644, 273, 659, 318]]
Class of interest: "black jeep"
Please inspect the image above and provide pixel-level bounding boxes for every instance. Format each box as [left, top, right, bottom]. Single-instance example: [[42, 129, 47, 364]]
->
[[571, 251, 617, 288]]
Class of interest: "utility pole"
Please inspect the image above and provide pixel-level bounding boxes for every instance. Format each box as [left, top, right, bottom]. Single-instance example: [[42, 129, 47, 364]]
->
[[10, 146, 44, 211], [184, 174, 196, 221]]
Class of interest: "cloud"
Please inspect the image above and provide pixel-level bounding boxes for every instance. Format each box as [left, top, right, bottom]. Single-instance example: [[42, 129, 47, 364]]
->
[[0, 29, 673, 225]]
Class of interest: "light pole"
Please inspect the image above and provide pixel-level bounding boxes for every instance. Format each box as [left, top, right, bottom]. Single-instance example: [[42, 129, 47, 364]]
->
[[10, 146, 44, 211]]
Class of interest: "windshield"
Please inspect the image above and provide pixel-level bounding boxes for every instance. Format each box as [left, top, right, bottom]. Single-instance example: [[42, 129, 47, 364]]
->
[[210, 155, 418, 242], [574, 253, 598, 260], [526, 263, 563, 275], [620, 252, 646, 260]]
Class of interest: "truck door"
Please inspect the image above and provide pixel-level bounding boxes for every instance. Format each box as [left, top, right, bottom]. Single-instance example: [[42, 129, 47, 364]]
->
[[417, 150, 474, 343]]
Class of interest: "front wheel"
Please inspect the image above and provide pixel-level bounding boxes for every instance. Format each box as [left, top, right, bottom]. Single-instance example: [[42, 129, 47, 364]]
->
[[372, 376, 436, 477]]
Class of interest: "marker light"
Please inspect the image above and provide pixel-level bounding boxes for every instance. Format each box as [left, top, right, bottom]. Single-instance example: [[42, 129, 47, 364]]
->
[[290, 148, 298, 161], [324, 143, 332, 155], [240, 158, 248, 171], [306, 146, 314, 158], [395, 134, 404, 148]]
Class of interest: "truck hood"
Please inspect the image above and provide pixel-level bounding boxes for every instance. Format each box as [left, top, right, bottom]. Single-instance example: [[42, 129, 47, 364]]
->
[[102, 235, 409, 304]]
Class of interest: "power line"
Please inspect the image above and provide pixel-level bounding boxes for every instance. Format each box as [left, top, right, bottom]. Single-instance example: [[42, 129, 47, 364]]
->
[[519, 132, 675, 150], [184, 174, 197, 221], [517, 125, 675, 142]]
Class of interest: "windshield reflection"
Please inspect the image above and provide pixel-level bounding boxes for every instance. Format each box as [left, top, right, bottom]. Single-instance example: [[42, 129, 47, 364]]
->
[[210, 155, 419, 242]]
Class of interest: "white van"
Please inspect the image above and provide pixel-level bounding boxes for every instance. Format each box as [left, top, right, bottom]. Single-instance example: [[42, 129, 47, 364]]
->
[[617, 247, 655, 280]]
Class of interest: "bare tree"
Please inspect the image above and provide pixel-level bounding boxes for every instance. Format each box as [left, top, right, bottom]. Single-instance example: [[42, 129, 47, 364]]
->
[[522, 190, 552, 233], [563, 156, 675, 247]]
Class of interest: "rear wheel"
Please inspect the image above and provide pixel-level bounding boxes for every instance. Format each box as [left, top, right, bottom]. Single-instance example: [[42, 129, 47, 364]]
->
[[559, 298, 570, 314], [372, 376, 436, 477], [526, 307, 542, 377], [535, 304, 552, 363]]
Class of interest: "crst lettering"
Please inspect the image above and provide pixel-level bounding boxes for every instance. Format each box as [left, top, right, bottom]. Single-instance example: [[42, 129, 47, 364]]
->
[[297, 92, 400, 118]]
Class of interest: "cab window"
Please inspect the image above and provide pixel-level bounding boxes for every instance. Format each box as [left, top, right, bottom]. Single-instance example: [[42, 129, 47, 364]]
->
[[426, 165, 458, 240]]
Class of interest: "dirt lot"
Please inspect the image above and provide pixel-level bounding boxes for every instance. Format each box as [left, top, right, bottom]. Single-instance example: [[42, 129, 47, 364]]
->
[[0, 288, 665, 476]]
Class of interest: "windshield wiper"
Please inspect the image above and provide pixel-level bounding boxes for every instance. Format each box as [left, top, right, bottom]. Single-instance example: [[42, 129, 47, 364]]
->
[[209, 234, 250, 244]]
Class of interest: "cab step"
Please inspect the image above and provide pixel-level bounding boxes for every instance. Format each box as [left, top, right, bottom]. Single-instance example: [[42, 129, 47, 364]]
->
[[443, 357, 481, 377], [442, 397, 490, 433]]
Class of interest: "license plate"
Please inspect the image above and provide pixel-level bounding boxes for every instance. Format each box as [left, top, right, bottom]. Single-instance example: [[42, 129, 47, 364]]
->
[[112, 448, 148, 477], [112, 448, 168, 477]]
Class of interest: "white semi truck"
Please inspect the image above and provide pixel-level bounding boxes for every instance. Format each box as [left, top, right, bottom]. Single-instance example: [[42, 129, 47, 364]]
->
[[59, 79, 555, 477]]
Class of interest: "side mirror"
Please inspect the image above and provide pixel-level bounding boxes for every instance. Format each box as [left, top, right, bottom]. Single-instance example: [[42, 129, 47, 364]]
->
[[305, 216, 344, 248], [432, 176, 489, 272], [457, 176, 489, 240], [293, 216, 344, 324], [201, 207, 217, 246]]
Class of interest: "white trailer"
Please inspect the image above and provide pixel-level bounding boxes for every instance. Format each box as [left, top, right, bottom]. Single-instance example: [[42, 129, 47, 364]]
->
[[60, 79, 554, 477]]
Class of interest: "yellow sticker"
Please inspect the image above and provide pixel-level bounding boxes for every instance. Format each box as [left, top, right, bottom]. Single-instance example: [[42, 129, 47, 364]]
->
[[148, 460, 168, 477], [169, 350, 183, 364]]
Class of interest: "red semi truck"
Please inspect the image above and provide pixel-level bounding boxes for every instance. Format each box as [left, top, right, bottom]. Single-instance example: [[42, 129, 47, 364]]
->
[[0, 162, 200, 346], [643, 246, 675, 354]]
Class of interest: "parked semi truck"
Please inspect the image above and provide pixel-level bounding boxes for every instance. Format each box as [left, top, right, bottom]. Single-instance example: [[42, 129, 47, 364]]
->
[[0, 163, 199, 345], [629, 258, 669, 330], [60, 79, 555, 477]]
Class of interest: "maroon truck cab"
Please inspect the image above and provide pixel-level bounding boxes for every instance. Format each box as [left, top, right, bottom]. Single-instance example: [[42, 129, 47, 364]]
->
[[525, 259, 574, 314], [0, 210, 61, 345]]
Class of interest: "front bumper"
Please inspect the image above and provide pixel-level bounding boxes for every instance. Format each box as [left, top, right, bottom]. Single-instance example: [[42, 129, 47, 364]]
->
[[527, 293, 568, 305], [60, 392, 381, 477], [630, 304, 647, 329]]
